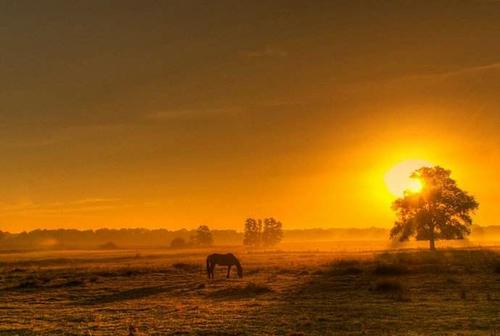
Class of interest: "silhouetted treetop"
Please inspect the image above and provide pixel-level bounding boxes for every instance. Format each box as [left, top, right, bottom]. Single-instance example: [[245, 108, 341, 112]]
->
[[243, 217, 283, 247], [192, 225, 213, 247]]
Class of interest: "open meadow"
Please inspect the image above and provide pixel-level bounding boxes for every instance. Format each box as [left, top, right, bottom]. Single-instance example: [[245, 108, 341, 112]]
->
[[0, 244, 499, 336]]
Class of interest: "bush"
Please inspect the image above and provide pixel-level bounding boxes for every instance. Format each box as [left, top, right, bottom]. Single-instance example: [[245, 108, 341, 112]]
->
[[98, 242, 118, 250], [170, 237, 188, 249]]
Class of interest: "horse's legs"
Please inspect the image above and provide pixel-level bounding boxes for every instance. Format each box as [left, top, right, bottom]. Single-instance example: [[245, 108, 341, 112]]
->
[[227, 265, 231, 278], [207, 262, 213, 279]]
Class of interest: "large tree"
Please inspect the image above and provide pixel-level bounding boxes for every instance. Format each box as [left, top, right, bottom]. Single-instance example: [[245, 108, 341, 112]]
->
[[390, 166, 478, 250]]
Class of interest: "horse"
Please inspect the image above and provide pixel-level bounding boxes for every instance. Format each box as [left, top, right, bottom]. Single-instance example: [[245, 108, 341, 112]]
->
[[206, 253, 243, 279]]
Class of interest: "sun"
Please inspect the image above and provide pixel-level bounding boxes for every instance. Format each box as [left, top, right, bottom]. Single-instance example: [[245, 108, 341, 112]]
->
[[384, 159, 431, 197]]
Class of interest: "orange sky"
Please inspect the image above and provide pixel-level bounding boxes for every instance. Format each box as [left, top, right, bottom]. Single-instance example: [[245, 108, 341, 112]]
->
[[1, 1, 499, 232]]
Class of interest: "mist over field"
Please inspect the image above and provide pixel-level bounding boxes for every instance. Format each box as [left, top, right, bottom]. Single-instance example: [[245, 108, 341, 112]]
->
[[1, 225, 499, 251]]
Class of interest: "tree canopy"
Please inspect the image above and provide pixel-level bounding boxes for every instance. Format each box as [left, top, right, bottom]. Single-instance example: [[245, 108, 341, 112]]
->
[[243, 217, 283, 247], [192, 225, 213, 247], [390, 166, 478, 250]]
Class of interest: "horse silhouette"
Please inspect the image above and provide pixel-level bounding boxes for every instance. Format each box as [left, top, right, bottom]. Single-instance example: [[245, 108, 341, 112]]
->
[[206, 253, 243, 279]]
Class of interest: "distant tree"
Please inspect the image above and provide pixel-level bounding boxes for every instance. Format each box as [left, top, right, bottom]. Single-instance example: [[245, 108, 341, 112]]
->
[[170, 237, 188, 249], [192, 225, 213, 247], [262, 217, 283, 247], [243, 218, 262, 247], [390, 166, 478, 250]]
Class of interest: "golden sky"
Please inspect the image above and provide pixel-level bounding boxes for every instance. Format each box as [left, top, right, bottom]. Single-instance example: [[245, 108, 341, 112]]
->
[[1, 1, 499, 232]]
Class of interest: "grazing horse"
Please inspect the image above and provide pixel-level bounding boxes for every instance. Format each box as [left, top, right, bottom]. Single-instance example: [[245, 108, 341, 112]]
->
[[206, 253, 243, 279]]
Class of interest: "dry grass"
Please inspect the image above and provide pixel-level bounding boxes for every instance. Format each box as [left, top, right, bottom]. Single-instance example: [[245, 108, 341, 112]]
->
[[0, 246, 498, 335]]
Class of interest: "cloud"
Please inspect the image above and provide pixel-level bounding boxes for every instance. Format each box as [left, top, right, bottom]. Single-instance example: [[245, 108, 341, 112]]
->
[[0, 198, 127, 216], [339, 61, 500, 97], [397, 62, 500, 82], [444, 62, 500, 77], [0, 122, 130, 149]]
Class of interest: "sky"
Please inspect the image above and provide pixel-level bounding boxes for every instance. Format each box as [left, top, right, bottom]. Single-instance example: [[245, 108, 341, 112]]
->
[[1, 0, 499, 232]]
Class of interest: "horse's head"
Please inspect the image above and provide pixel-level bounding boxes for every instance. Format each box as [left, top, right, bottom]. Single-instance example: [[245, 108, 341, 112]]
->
[[237, 265, 243, 278]]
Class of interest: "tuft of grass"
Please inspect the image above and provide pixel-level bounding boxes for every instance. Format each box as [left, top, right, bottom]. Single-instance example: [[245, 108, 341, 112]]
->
[[341, 266, 363, 275], [61, 279, 85, 287], [327, 259, 364, 276], [93, 268, 144, 278], [494, 261, 500, 274], [460, 289, 467, 300], [244, 268, 261, 276], [16, 279, 40, 289], [88, 275, 99, 283], [276, 268, 296, 275], [373, 279, 403, 292], [123, 269, 141, 277], [332, 259, 360, 268], [373, 263, 408, 276], [172, 263, 200, 272], [128, 324, 140, 336]]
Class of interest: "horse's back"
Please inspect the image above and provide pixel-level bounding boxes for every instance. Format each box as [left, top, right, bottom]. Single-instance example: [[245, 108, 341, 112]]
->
[[207, 253, 237, 265], [208, 253, 234, 258]]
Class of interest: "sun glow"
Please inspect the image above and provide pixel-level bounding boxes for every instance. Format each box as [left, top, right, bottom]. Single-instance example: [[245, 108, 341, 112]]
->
[[384, 160, 431, 197]]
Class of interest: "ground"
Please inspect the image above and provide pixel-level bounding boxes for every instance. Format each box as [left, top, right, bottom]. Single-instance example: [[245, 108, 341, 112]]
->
[[0, 245, 498, 335]]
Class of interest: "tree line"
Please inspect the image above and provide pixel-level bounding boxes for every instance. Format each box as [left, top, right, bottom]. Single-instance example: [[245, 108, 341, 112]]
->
[[169, 218, 284, 248], [0, 219, 284, 250], [0, 228, 239, 250]]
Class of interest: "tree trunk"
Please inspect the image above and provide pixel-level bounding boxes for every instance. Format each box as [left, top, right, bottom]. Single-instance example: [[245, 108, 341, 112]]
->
[[429, 228, 436, 250]]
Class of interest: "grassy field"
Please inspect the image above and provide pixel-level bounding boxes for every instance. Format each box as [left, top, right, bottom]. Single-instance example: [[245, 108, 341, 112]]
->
[[0, 245, 499, 335]]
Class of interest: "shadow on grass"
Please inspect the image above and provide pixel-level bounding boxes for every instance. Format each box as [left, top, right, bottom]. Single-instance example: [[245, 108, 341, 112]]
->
[[207, 282, 273, 300], [0, 329, 37, 336], [80, 285, 178, 305]]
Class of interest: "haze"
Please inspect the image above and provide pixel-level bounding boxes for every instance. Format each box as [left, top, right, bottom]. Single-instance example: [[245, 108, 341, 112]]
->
[[1, 1, 499, 232]]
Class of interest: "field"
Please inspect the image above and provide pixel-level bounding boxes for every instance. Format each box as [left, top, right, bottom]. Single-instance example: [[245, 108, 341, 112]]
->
[[0, 244, 499, 336]]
